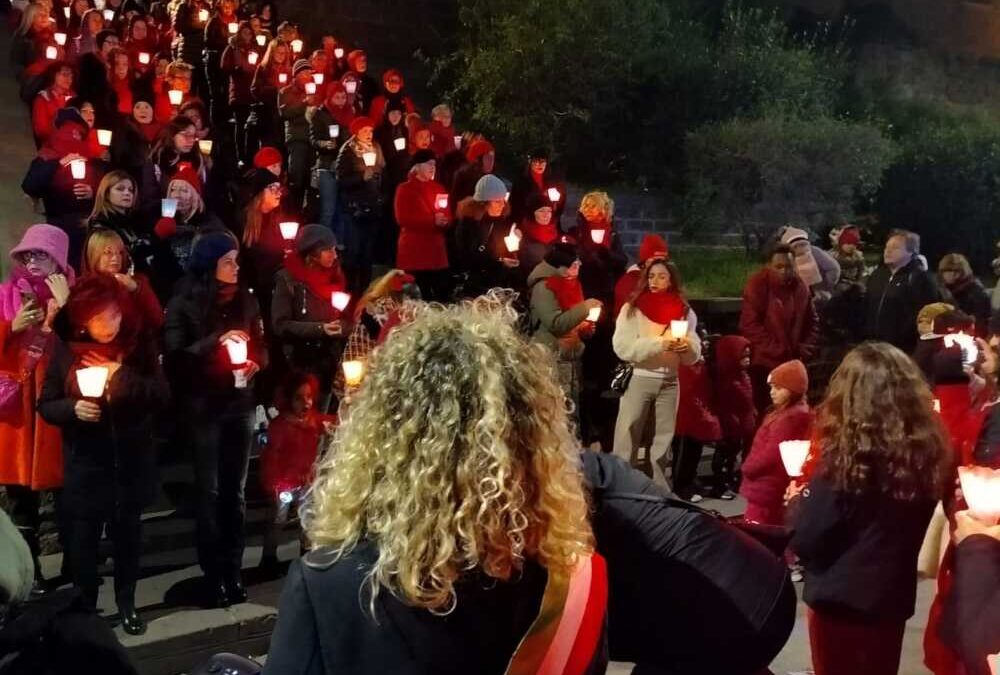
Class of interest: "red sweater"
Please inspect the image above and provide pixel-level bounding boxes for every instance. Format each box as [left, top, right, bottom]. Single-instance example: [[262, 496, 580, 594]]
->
[[259, 412, 333, 495], [740, 400, 811, 516], [32, 88, 71, 148], [394, 175, 450, 271]]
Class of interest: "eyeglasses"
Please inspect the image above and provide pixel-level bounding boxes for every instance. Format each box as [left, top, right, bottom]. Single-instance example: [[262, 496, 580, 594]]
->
[[20, 250, 51, 263]]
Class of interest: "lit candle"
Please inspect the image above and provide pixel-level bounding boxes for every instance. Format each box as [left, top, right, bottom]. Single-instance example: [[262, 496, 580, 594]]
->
[[161, 198, 178, 218], [334, 47, 344, 59], [278, 72, 288, 84], [453, 135, 462, 150], [587, 306, 601, 322], [198, 8, 208, 22], [256, 34, 266, 47], [778, 440, 811, 478], [247, 51, 258, 65], [328, 124, 340, 139], [63, 6, 70, 18], [102, 8, 113, 22], [291, 39, 303, 53], [198, 139, 213, 155], [933, 398, 941, 413], [313, 73, 324, 85], [45, 46, 57, 60], [959, 465, 1000, 524], [590, 229, 606, 245], [168, 89, 183, 106], [345, 80, 357, 94], [503, 225, 520, 253], [342, 360, 364, 387], [393, 137, 406, 151], [70, 159, 86, 180], [362, 152, 376, 167], [138, 51, 150, 65], [331, 291, 351, 311], [227, 22, 238, 34], [670, 320, 688, 339], [96, 129, 112, 146], [304, 82, 316, 95], [54, 32, 66, 46], [224, 337, 249, 388], [76, 366, 110, 398], [547, 187, 561, 203], [988, 653, 998, 675], [279, 221, 299, 240], [435, 193, 449, 210]]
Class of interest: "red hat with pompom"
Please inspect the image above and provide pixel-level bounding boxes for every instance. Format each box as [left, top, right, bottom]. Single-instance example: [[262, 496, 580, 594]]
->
[[466, 139, 495, 163], [639, 234, 669, 264], [169, 162, 202, 196]]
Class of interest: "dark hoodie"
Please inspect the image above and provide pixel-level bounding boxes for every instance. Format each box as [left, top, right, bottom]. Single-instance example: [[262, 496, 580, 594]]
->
[[712, 335, 757, 442]]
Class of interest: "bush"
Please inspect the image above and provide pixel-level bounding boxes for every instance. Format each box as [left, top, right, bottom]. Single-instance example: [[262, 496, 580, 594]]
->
[[683, 115, 897, 250]]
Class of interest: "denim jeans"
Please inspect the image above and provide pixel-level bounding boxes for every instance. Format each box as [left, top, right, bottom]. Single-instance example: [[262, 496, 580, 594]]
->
[[317, 169, 342, 243]]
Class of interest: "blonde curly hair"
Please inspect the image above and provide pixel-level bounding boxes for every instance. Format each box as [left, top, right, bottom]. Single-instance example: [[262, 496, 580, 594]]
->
[[302, 296, 593, 614]]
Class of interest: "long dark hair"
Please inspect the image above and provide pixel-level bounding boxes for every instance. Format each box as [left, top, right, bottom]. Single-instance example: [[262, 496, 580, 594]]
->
[[625, 260, 686, 313], [150, 115, 202, 172]]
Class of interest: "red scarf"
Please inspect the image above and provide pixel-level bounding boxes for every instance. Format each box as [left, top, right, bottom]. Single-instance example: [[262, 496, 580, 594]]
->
[[285, 253, 347, 302], [38, 120, 89, 161], [634, 290, 687, 325], [545, 274, 584, 310], [521, 218, 558, 245]]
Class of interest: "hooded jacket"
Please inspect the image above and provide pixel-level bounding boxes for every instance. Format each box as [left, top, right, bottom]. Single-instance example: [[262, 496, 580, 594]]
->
[[712, 335, 757, 442], [527, 261, 590, 360], [739, 268, 818, 370], [739, 400, 811, 516], [675, 361, 722, 443]]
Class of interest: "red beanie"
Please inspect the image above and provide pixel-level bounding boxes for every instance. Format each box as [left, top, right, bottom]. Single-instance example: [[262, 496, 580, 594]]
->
[[768, 360, 808, 396], [466, 139, 495, 163], [169, 162, 202, 196], [838, 226, 860, 247], [382, 68, 403, 86], [349, 116, 374, 136], [254, 146, 283, 169], [639, 234, 669, 264], [347, 49, 365, 70]]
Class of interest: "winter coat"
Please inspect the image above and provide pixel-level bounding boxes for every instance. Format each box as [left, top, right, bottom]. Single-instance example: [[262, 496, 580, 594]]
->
[[566, 214, 628, 310], [220, 41, 256, 106], [203, 14, 238, 68], [945, 278, 991, 337], [790, 469, 937, 621], [612, 305, 700, 376], [160, 210, 227, 281], [89, 210, 170, 283], [37, 336, 168, 516], [31, 89, 70, 148], [171, 0, 205, 67], [739, 400, 811, 519], [712, 335, 756, 443], [798, 245, 840, 297], [270, 267, 346, 370], [306, 105, 342, 171], [22, 155, 104, 225], [334, 137, 385, 217], [454, 198, 518, 296], [527, 261, 590, 360], [0, 322, 63, 490], [279, 83, 311, 145], [393, 175, 450, 271], [674, 361, 722, 443], [508, 169, 566, 224], [830, 247, 865, 289], [940, 534, 1000, 675], [865, 258, 943, 354], [739, 268, 818, 371], [259, 412, 330, 496]]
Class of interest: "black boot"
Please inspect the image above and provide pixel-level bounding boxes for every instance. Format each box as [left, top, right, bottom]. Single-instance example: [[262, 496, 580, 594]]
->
[[223, 572, 247, 605], [204, 576, 230, 609], [117, 589, 147, 636]]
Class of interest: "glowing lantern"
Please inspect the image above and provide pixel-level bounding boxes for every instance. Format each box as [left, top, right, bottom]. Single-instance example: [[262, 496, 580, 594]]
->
[[168, 89, 183, 106], [345, 80, 357, 94], [342, 360, 364, 387], [291, 39, 303, 53], [959, 465, 1000, 524], [96, 129, 112, 146], [198, 139, 213, 155], [362, 152, 376, 167], [54, 32, 66, 46], [334, 47, 344, 59], [76, 366, 110, 398], [278, 72, 288, 84], [45, 46, 57, 60], [670, 320, 689, 339], [102, 9, 113, 22], [70, 159, 86, 180], [304, 82, 316, 95], [161, 198, 178, 218], [138, 51, 150, 65], [503, 225, 521, 253], [779, 441, 811, 478], [198, 8, 208, 22], [590, 229, 606, 245], [587, 306, 601, 322], [435, 194, 449, 210], [547, 187, 561, 203], [393, 137, 406, 151], [453, 135, 462, 150], [279, 221, 299, 240], [331, 292, 351, 312], [933, 398, 941, 413]]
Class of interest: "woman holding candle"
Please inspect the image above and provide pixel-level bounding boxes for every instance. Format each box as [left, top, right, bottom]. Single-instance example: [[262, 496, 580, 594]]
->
[[80, 228, 164, 333], [611, 260, 700, 486], [164, 232, 267, 607], [454, 173, 519, 298], [11, 3, 55, 83], [152, 161, 225, 277], [169, 0, 207, 103], [335, 116, 385, 291], [787, 342, 949, 675], [123, 15, 157, 74], [272, 224, 348, 413], [140, 115, 205, 212], [509, 148, 566, 224], [249, 38, 291, 152], [220, 21, 258, 166], [306, 81, 353, 241], [344, 48, 378, 114], [279, 59, 317, 211], [367, 68, 416, 125], [240, 168, 292, 330], [0, 224, 74, 594], [38, 274, 168, 635], [517, 192, 560, 277], [393, 150, 452, 302], [152, 59, 193, 124], [30, 61, 75, 149]]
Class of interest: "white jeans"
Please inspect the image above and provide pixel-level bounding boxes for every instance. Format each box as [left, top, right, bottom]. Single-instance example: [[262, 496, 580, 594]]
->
[[612, 373, 679, 486]]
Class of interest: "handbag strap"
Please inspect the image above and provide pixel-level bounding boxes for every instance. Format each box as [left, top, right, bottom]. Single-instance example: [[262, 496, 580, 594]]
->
[[600, 490, 726, 522]]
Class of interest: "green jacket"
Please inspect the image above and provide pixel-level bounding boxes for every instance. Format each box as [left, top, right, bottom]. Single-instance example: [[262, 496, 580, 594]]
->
[[527, 261, 590, 360]]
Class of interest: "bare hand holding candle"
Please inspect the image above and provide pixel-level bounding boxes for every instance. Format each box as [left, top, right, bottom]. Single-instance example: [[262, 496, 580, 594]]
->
[[959, 465, 1000, 524], [224, 336, 250, 388], [279, 221, 299, 240], [670, 320, 689, 339], [331, 291, 351, 312], [779, 440, 811, 478]]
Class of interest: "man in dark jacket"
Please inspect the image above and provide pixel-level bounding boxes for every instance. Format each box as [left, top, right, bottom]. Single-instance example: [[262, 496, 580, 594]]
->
[[865, 229, 942, 353]]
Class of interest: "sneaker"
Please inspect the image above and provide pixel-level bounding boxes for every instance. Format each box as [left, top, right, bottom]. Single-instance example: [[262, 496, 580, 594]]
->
[[688, 493, 704, 504], [790, 566, 804, 583]]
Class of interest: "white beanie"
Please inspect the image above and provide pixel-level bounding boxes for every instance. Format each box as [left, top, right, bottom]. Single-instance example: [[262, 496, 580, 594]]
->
[[780, 226, 810, 246], [473, 174, 508, 202]]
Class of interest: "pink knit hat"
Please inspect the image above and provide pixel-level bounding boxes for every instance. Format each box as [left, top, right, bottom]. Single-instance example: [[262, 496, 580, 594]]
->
[[10, 224, 74, 278]]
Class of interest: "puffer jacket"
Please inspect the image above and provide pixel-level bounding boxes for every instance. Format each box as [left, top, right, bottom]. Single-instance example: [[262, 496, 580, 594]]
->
[[712, 335, 757, 442], [740, 400, 812, 514], [527, 261, 590, 360]]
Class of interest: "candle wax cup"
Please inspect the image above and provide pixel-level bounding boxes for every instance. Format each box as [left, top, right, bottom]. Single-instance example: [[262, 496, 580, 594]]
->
[[70, 160, 86, 179], [328, 125, 340, 138], [45, 46, 57, 59], [669, 320, 688, 339], [279, 222, 299, 240], [331, 292, 350, 311], [590, 229, 606, 244], [343, 360, 364, 386], [76, 366, 110, 398], [393, 137, 406, 151], [587, 307, 601, 322], [161, 198, 178, 218], [362, 152, 376, 167], [779, 440, 811, 477], [224, 338, 248, 365]]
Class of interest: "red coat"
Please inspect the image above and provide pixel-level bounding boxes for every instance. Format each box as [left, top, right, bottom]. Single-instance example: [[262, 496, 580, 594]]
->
[[713, 335, 757, 442], [739, 400, 811, 516], [739, 268, 818, 370], [674, 362, 721, 443], [429, 119, 458, 159], [394, 175, 450, 271], [32, 88, 71, 148], [112, 76, 134, 115], [259, 412, 333, 495]]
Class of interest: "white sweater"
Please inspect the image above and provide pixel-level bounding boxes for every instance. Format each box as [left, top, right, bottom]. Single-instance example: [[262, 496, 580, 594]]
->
[[612, 306, 702, 377]]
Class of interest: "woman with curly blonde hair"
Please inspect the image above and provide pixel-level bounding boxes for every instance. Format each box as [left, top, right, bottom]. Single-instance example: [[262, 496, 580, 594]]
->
[[264, 298, 607, 675], [789, 341, 950, 675]]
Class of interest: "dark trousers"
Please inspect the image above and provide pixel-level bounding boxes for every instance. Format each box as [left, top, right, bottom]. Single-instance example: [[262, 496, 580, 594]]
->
[[231, 103, 251, 166], [191, 409, 253, 579], [749, 364, 774, 423], [670, 436, 703, 498], [711, 438, 747, 491], [808, 607, 906, 675], [66, 507, 141, 607], [204, 62, 229, 130], [5, 484, 42, 570], [410, 269, 453, 303], [345, 211, 379, 291], [286, 140, 312, 212]]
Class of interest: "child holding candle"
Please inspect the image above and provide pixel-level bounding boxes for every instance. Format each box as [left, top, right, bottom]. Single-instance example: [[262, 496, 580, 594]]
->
[[611, 259, 699, 487], [787, 342, 948, 675]]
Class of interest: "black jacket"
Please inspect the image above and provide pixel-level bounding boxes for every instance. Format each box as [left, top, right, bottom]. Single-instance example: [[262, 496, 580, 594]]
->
[[790, 471, 936, 621], [940, 534, 1000, 675], [454, 198, 519, 297], [334, 139, 385, 216], [864, 259, 942, 353], [88, 211, 178, 300], [508, 168, 566, 224], [945, 278, 991, 337]]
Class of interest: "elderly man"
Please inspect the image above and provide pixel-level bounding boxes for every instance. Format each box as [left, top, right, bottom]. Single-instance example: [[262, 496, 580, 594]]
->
[[865, 228, 942, 353]]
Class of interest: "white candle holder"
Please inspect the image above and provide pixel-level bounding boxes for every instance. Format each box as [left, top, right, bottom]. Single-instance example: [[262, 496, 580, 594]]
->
[[778, 440, 811, 478]]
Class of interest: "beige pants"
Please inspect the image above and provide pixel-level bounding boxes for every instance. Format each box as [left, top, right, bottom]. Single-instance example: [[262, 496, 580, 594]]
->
[[613, 373, 679, 486]]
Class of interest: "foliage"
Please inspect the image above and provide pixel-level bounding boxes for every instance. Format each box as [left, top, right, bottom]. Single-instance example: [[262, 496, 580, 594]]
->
[[674, 246, 758, 298], [683, 115, 897, 251]]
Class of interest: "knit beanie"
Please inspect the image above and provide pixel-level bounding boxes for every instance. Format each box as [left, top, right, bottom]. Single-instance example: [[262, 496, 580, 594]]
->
[[768, 360, 808, 396], [169, 162, 202, 196], [526, 192, 553, 213], [54, 106, 87, 130], [409, 149, 436, 168], [528, 147, 550, 160], [295, 223, 336, 257], [545, 242, 578, 270], [349, 116, 374, 136], [838, 226, 861, 247], [292, 59, 313, 78], [473, 174, 507, 202], [780, 227, 810, 247], [187, 231, 237, 276], [934, 310, 975, 336], [253, 146, 283, 170], [466, 139, 495, 164], [249, 168, 281, 198], [638, 234, 669, 265]]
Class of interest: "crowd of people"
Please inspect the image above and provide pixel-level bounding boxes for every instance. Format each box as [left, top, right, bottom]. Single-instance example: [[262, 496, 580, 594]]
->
[[0, 1, 999, 674]]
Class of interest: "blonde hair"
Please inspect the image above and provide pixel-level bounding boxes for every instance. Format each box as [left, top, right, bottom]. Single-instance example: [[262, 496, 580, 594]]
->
[[81, 228, 130, 276], [579, 191, 614, 220], [303, 297, 593, 614], [16, 3, 44, 37], [90, 171, 136, 221], [431, 103, 451, 120]]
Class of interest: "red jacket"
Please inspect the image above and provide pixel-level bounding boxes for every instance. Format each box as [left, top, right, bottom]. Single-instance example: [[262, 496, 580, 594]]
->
[[260, 412, 334, 495], [739, 400, 811, 515], [429, 119, 458, 159], [112, 76, 134, 115], [394, 175, 450, 271], [739, 268, 818, 370], [614, 268, 641, 317], [675, 362, 721, 443], [712, 335, 757, 442], [32, 88, 71, 148]]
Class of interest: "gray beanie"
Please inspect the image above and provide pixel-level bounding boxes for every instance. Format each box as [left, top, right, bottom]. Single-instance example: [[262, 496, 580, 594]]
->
[[296, 223, 337, 257], [473, 174, 508, 202]]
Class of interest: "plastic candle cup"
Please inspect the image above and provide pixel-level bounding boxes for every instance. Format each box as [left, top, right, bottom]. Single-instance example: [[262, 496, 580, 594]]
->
[[63, 6, 70, 18], [547, 187, 561, 203], [331, 291, 351, 312], [224, 337, 249, 388], [503, 226, 521, 253], [76, 366, 110, 398], [362, 152, 376, 167], [393, 137, 406, 151], [247, 51, 258, 65], [45, 46, 57, 60], [334, 47, 345, 59], [198, 8, 208, 22], [54, 32, 67, 46], [988, 653, 998, 675], [590, 229, 606, 245], [779, 440, 811, 478], [670, 320, 688, 339], [959, 465, 1000, 524], [102, 8, 113, 21], [435, 194, 448, 210], [256, 34, 267, 47], [304, 82, 316, 95], [198, 139, 213, 155], [313, 73, 324, 85], [342, 360, 364, 387], [291, 39, 303, 53], [168, 89, 183, 105], [345, 80, 357, 94], [933, 398, 941, 413], [161, 198, 178, 218], [96, 129, 112, 146], [228, 22, 238, 34], [138, 51, 150, 65], [278, 73, 288, 84], [328, 124, 340, 139], [587, 306, 601, 322], [70, 159, 86, 180], [279, 221, 299, 240]]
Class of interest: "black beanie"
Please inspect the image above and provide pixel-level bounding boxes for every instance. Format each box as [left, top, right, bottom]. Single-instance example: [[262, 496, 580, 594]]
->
[[188, 232, 237, 276], [526, 192, 553, 214], [544, 241, 577, 269], [295, 224, 336, 257], [409, 149, 436, 168], [249, 168, 281, 198]]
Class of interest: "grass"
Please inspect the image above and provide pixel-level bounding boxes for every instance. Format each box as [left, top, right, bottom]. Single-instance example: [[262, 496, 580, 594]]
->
[[672, 246, 759, 299]]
